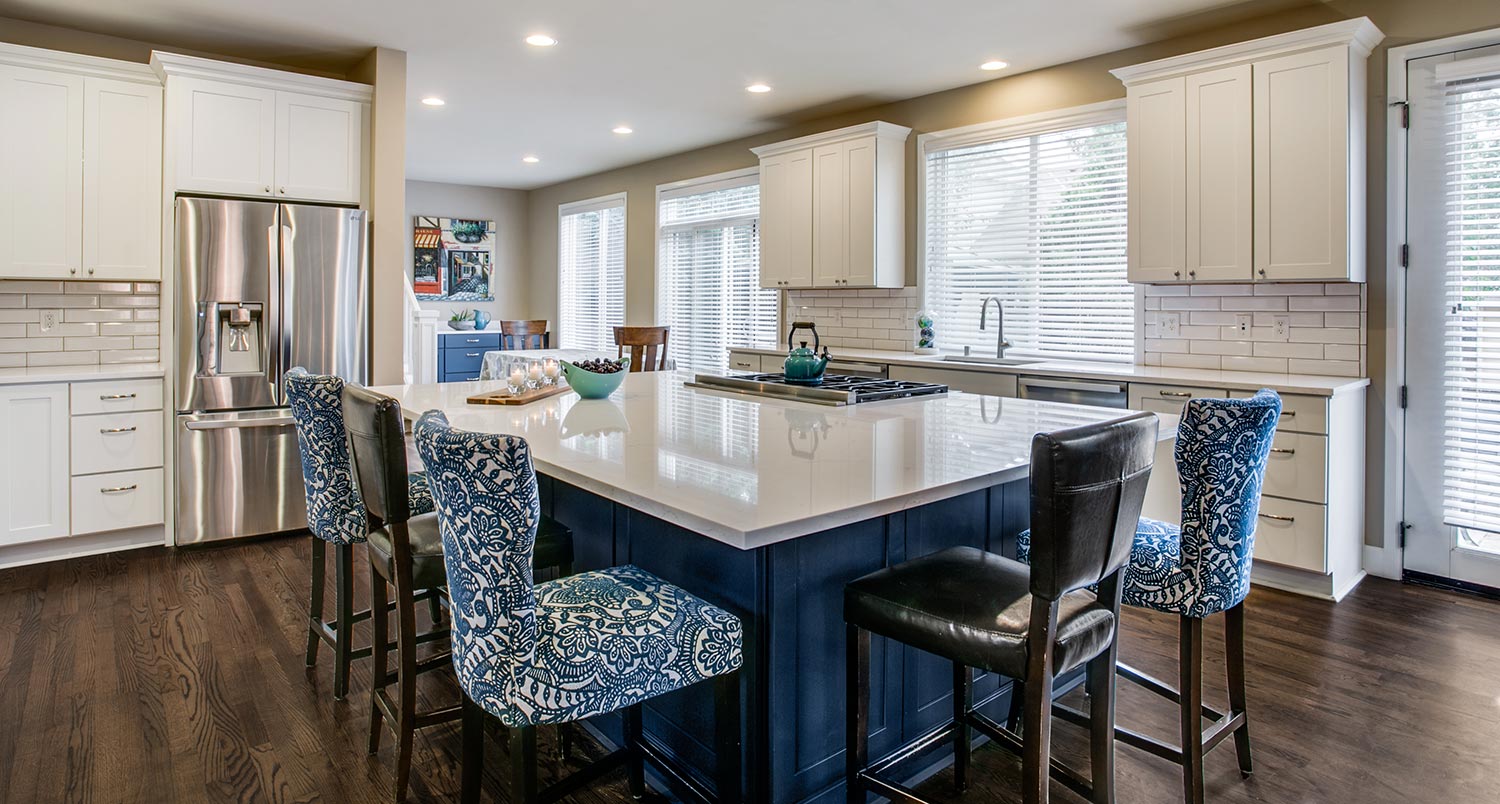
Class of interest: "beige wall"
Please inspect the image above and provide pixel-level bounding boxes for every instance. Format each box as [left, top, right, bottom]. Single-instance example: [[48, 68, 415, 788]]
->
[[350, 48, 408, 385], [405, 180, 530, 322]]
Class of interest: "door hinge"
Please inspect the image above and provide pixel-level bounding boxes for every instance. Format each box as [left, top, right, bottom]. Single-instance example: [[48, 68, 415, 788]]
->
[[1392, 100, 1410, 129], [1398, 520, 1410, 549], [1399, 385, 1409, 409], [1400, 243, 1409, 268]]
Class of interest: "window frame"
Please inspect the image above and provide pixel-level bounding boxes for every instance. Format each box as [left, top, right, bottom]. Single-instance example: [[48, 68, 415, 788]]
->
[[556, 191, 628, 350], [915, 99, 1142, 363]]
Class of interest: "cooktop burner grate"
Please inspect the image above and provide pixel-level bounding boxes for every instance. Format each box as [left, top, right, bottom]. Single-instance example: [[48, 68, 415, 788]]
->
[[686, 372, 949, 406]]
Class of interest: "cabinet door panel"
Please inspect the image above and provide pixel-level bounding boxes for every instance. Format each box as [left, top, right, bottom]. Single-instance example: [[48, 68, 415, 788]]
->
[[1253, 46, 1349, 281], [785, 151, 814, 287], [0, 384, 70, 544], [1186, 65, 1252, 281], [0, 65, 83, 279], [84, 77, 163, 281], [172, 77, 276, 196], [844, 138, 877, 287], [1126, 77, 1186, 283], [275, 92, 363, 203], [812, 143, 847, 287]]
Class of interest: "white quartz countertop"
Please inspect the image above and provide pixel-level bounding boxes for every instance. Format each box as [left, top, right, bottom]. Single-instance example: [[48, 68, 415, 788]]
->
[[372, 371, 1172, 550], [0, 363, 165, 387], [732, 346, 1368, 397]]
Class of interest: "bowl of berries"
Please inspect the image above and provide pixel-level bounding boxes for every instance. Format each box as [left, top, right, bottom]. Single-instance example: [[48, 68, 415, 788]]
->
[[561, 356, 630, 399]]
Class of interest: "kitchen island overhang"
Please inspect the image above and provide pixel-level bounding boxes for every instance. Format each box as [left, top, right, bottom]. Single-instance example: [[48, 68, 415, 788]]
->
[[372, 372, 1172, 804]]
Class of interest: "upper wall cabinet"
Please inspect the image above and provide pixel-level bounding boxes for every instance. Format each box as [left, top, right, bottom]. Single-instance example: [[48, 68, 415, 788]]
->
[[151, 52, 369, 205], [0, 45, 162, 281], [752, 121, 910, 290], [1114, 18, 1383, 284]]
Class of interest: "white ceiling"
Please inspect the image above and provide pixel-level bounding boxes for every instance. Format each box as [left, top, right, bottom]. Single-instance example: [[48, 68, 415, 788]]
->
[[1, 0, 1263, 189]]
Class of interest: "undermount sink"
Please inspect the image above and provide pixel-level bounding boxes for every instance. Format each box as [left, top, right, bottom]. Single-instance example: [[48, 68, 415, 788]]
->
[[941, 355, 1043, 367]]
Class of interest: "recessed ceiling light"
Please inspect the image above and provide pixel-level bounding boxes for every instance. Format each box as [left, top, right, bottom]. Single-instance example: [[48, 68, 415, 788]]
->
[[522, 155, 540, 164], [746, 83, 772, 94], [420, 96, 445, 107], [980, 60, 1009, 71], [525, 34, 557, 47], [612, 125, 634, 134]]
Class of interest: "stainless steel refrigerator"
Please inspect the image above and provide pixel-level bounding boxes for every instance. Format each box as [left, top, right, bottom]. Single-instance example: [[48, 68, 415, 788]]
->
[[174, 197, 368, 544]]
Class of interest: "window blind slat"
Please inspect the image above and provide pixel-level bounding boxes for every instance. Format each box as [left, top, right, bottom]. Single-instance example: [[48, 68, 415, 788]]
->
[[559, 201, 626, 350]]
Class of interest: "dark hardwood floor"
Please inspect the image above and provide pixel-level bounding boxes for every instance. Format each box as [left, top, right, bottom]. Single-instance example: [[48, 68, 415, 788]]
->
[[2, 536, 1497, 803]]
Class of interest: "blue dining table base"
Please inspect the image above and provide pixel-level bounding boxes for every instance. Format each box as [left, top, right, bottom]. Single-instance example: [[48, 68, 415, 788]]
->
[[537, 474, 1083, 804]]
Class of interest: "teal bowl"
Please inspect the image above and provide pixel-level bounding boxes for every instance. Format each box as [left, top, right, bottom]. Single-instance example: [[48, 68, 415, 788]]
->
[[561, 358, 630, 399]]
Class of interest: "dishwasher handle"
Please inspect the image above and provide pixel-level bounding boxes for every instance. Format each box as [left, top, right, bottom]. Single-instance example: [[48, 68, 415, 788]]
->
[[1018, 377, 1124, 395]]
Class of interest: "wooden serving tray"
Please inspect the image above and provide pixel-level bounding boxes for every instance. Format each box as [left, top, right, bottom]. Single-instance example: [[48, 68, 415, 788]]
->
[[466, 383, 570, 406]]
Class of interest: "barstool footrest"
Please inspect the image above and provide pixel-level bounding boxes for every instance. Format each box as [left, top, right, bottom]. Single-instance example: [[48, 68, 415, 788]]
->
[[1052, 701, 1246, 764], [1117, 661, 1221, 720], [967, 710, 1095, 802]]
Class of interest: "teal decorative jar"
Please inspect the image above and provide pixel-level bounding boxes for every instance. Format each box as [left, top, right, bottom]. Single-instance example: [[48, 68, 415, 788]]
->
[[914, 311, 938, 354]]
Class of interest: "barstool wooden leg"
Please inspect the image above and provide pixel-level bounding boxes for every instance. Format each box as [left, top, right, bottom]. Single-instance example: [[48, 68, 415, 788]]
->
[[461, 697, 484, 804], [368, 565, 389, 754], [509, 725, 538, 804], [1225, 602, 1253, 777], [846, 624, 869, 804], [1022, 600, 1059, 804], [623, 703, 646, 799], [392, 577, 419, 803], [1086, 641, 1119, 804], [1179, 616, 1206, 804], [953, 662, 971, 793], [333, 544, 355, 700], [305, 539, 326, 667], [715, 670, 742, 804]]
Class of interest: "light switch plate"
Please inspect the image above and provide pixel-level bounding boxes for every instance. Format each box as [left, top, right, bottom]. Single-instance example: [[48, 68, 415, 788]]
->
[[39, 310, 58, 332], [1235, 314, 1252, 334], [1271, 314, 1291, 342], [1160, 312, 1181, 338]]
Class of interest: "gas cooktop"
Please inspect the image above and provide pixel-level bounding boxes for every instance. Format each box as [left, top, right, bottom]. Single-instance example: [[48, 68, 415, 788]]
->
[[686, 372, 948, 406]]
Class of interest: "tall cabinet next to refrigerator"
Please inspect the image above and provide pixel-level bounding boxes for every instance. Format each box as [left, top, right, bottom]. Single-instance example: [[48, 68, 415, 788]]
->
[[175, 197, 368, 544]]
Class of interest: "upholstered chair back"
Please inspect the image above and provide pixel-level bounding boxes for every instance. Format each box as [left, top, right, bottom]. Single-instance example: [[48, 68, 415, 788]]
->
[[1172, 389, 1282, 615], [341, 385, 413, 527], [413, 411, 542, 701], [1027, 412, 1158, 601], [285, 368, 365, 545]]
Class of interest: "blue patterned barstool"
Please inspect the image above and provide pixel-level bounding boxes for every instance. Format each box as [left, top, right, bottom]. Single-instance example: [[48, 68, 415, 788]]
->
[[414, 410, 745, 804], [1018, 389, 1281, 804], [285, 368, 436, 701]]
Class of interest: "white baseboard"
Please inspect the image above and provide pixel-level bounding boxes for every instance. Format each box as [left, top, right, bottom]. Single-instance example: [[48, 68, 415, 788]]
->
[[0, 525, 163, 569]]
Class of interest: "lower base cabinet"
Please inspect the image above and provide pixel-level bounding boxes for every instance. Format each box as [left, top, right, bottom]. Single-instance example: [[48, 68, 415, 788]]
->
[[0, 383, 71, 545], [888, 365, 1018, 396]]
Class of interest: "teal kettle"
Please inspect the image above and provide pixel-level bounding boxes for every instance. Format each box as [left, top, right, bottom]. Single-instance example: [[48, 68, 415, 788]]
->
[[783, 321, 831, 385]]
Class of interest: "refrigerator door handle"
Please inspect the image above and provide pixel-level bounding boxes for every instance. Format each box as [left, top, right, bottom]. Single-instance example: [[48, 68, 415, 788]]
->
[[184, 415, 296, 431]]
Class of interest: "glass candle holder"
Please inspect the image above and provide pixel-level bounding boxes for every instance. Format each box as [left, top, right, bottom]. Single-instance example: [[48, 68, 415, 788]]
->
[[526, 361, 544, 390], [543, 359, 560, 386], [506, 359, 527, 395]]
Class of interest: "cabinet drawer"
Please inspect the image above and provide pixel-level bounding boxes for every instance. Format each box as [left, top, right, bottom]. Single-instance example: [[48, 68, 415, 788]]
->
[[442, 350, 485, 374], [71, 468, 164, 535], [1129, 383, 1229, 414], [1260, 432, 1327, 504], [728, 352, 760, 372], [890, 366, 1017, 397], [442, 332, 500, 349], [1252, 496, 1326, 573], [70, 410, 164, 475], [441, 370, 481, 383], [71, 378, 163, 415], [1230, 389, 1327, 434]]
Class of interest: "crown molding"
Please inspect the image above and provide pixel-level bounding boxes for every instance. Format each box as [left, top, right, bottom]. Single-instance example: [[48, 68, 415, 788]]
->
[[1110, 17, 1384, 86], [150, 51, 372, 102], [0, 41, 159, 85], [751, 121, 912, 158]]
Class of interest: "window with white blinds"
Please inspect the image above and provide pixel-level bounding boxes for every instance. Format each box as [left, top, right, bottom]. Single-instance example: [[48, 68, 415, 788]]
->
[[1438, 55, 1500, 535], [922, 103, 1132, 362], [558, 195, 626, 350], [656, 171, 778, 373]]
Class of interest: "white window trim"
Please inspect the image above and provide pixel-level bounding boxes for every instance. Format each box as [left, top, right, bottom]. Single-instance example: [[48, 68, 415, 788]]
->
[[557, 191, 627, 349], [1379, 27, 1500, 581], [915, 99, 1136, 362], [652, 166, 759, 322]]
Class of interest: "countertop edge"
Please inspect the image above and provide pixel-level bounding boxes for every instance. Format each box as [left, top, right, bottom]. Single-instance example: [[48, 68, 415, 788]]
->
[[0, 364, 166, 386]]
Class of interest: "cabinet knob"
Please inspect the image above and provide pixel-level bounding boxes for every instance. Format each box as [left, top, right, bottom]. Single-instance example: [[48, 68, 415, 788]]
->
[[279, 187, 286, 194], [88, 267, 95, 275], [70, 267, 78, 275], [1188, 270, 1196, 279], [264, 186, 272, 194], [1258, 268, 1267, 277], [1173, 270, 1181, 278]]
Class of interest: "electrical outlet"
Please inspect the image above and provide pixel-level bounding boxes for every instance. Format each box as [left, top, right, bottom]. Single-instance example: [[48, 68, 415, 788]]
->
[[39, 310, 59, 332], [1235, 314, 1252, 335], [1271, 314, 1291, 342], [1159, 312, 1181, 338]]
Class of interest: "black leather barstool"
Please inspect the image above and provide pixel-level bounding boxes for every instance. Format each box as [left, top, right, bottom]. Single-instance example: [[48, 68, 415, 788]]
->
[[844, 413, 1157, 804], [342, 385, 576, 802]]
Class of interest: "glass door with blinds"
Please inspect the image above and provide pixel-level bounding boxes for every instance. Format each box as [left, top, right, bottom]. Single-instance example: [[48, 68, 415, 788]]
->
[[656, 171, 778, 373], [1404, 45, 1500, 587], [558, 194, 626, 350]]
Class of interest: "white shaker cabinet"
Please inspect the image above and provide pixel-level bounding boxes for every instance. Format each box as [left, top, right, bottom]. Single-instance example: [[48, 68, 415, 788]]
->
[[275, 92, 365, 203], [84, 76, 164, 280], [1115, 18, 1381, 284], [168, 76, 277, 197], [0, 64, 84, 279], [0, 384, 71, 545], [752, 121, 909, 290]]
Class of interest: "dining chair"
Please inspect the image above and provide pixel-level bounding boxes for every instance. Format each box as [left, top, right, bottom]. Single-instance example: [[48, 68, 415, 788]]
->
[[413, 410, 745, 804], [614, 325, 670, 371], [285, 368, 437, 702], [499, 319, 550, 350], [343, 386, 577, 803], [1016, 390, 1281, 803], [845, 412, 1157, 804]]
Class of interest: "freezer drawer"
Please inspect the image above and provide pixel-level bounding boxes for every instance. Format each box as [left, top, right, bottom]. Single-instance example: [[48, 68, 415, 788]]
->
[[175, 410, 307, 544]]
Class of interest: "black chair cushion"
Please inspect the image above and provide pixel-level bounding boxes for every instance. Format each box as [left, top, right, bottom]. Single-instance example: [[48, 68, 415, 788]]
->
[[369, 513, 576, 590], [845, 546, 1116, 679]]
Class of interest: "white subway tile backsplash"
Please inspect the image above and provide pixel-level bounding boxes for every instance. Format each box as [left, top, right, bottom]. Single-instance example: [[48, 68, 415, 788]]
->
[[65, 281, 134, 294], [785, 288, 918, 351], [0, 324, 24, 338], [1324, 344, 1360, 361], [1324, 283, 1362, 295], [1323, 312, 1361, 327], [1253, 282, 1324, 296], [1220, 296, 1289, 311], [0, 280, 64, 294], [1189, 284, 1255, 296], [28, 351, 98, 367], [1161, 353, 1223, 370], [66, 308, 133, 322], [65, 336, 134, 352], [1253, 341, 1325, 359], [27, 322, 97, 338], [1190, 340, 1252, 356], [0, 282, 160, 367], [99, 349, 159, 364], [1289, 358, 1360, 377], [0, 337, 60, 353], [1289, 295, 1359, 311], [0, 310, 40, 323], [1222, 355, 1290, 373], [0, 354, 23, 368], [27, 294, 100, 308], [1290, 327, 1360, 344], [1160, 296, 1223, 311], [101, 294, 159, 309]]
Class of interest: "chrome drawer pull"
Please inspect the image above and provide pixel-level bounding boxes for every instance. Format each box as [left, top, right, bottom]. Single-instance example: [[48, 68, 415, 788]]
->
[[100, 484, 138, 494], [465, 353, 480, 358], [1258, 512, 1295, 523], [466, 338, 479, 343], [1159, 390, 1193, 398], [99, 393, 137, 400], [100, 426, 138, 434], [1270, 447, 1295, 455], [1281, 411, 1296, 417]]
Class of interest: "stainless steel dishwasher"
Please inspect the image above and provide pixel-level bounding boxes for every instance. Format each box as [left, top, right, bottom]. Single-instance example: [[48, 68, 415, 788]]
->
[[1017, 376, 1127, 408]]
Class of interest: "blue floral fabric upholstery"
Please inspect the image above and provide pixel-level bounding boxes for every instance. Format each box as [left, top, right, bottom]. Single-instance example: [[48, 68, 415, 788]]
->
[[285, 368, 433, 545], [413, 410, 743, 727], [1018, 390, 1281, 619]]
